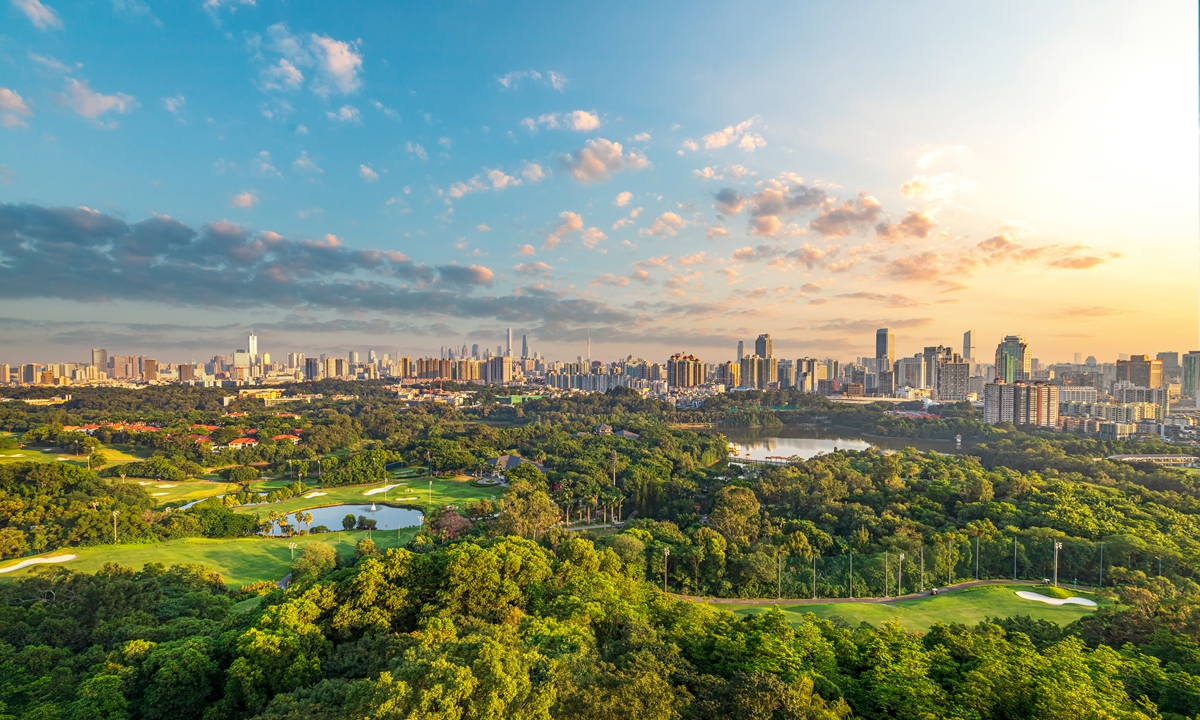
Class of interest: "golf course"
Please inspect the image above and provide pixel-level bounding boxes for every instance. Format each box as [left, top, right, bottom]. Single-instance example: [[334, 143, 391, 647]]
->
[[720, 583, 1107, 631]]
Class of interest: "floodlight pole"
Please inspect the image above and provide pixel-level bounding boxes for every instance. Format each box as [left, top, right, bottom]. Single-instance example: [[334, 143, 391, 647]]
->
[[898, 553, 905, 597], [1053, 541, 1063, 587], [112, 510, 119, 544], [288, 541, 297, 560]]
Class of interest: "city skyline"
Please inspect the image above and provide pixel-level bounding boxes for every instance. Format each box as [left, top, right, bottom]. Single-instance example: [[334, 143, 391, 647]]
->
[[0, 1, 1196, 363]]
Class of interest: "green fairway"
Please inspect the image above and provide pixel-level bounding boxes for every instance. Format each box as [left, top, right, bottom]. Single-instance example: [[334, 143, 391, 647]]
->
[[0, 441, 144, 469], [721, 584, 1106, 632], [133, 479, 240, 506], [0, 530, 418, 588], [233, 474, 500, 517]]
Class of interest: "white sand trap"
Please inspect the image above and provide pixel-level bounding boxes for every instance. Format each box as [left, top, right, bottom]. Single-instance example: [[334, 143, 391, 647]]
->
[[0, 554, 77, 574], [364, 484, 401, 496], [303, 491, 328, 499], [152, 492, 168, 496], [56, 457, 68, 461], [1016, 590, 1097, 607], [138, 481, 152, 485], [157, 484, 177, 488], [396, 496, 418, 501], [6, 453, 24, 457]]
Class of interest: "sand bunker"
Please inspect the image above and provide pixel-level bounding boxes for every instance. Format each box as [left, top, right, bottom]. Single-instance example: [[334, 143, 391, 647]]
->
[[396, 496, 419, 501], [0, 554, 77, 574], [157, 484, 176, 488], [152, 492, 168, 496], [1016, 590, 1097, 607], [364, 484, 401, 496], [138, 481, 152, 485], [303, 491, 328, 499]]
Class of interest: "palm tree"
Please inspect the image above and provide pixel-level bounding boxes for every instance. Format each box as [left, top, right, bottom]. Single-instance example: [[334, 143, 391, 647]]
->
[[303, 511, 314, 532]]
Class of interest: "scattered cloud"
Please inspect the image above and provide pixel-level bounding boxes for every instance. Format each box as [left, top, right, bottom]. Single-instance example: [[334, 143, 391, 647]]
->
[[514, 261, 554, 276], [614, 191, 633, 207], [203, 0, 254, 15], [520, 162, 546, 182], [111, 0, 158, 24], [900, 172, 973, 201], [916, 144, 967, 169], [835, 291, 922, 308], [253, 151, 280, 177], [497, 69, 566, 91], [641, 212, 685, 238], [633, 132, 651, 142], [706, 226, 729, 238], [292, 151, 323, 173], [326, 105, 361, 123], [486, 168, 520, 190], [809, 192, 882, 237], [544, 211, 583, 249], [446, 176, 487, 199], [688, 116, 764, 152], [57, 78, 136, 122], [12, 0, 63, 30], [230, 191, 258, 208], [517, 244, 535, 256], [569, 110, 600, 131], [256, 24, 363, 98], [359, 164, 379, 182], [162, 95, 185, 114], [563, 138, 649, 184], [521, 109, 601, 133], [0, 88, 32, 128], [476, 224, 490, 232], [581, 227, 607, 249], [591, 273, 630, 287], [262, 59, 304, 91], [695, 164, 756, 180], [406, 141, 427, 161], [875, 209, 937, 241]]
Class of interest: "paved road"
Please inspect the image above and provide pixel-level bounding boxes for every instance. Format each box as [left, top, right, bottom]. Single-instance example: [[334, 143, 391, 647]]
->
[[674, 578, 1096, 606]]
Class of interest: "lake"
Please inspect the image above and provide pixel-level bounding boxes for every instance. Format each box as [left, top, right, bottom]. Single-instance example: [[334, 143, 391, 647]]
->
[[268, 503, 424, 535], [722, 426, 963, 461]]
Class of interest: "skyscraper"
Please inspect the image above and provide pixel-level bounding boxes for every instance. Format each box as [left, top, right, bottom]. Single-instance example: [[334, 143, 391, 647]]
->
[[994, 335, 1031, 383], [521, 334, 528, 359], [962, 331, 975, 363], [506, 328, 513, 357], [91, 349, 108, 370], [875, 329, 895, 367], [1116, 355, 1162, 388], [755, 333, 773, 358], [737, 341, 744, 362], [247, 334, 258, 361]]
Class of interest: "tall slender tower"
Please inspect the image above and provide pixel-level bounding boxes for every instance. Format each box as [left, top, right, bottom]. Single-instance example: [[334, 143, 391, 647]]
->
[[506, 328, 513, 357], [962, 331, 975, 363], [737, 341, 745, 362], [755, 333, 773, 358], [521, 334, 528, 359], [875, 328, 895, 367], [247, 333, 258, 362]]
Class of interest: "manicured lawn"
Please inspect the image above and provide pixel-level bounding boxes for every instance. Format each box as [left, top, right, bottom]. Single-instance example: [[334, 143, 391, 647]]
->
[[721, 584, 1106, 632], [0, 441, 144, 469], [0, 529, 418, 588], [233, 474, 500, 517], [128, 479, 240, 506]]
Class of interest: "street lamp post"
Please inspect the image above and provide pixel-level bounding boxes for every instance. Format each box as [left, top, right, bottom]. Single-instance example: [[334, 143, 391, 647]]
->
[[428, 480, 433, 506], [898, 553, 905, 597], [112, 510, 119, 544], [288, 542, 297, 560], [1053, 541, 1063, 587]]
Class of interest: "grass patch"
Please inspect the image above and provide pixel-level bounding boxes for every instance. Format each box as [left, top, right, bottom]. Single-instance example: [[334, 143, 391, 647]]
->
[[0, 529, 417, 589], [232, 474, 499, 517], [127, 479, 240, 506], [0, 441, 145, 469], [721, 584, 1106, 632]]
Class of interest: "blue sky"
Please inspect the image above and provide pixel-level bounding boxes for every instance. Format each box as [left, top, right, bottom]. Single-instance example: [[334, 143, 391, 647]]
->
[[0, 0, 1196, 364]]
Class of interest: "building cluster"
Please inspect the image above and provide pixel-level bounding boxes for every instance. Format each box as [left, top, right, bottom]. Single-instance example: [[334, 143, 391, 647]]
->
[[3, 328, 1197, 443]]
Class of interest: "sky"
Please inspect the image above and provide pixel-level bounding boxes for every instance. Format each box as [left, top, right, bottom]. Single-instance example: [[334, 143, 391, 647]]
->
[[0, 0, 1196, 366]]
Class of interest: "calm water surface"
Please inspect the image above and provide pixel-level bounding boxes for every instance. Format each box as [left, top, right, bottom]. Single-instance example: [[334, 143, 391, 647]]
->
[[722, 426, 963, 461]]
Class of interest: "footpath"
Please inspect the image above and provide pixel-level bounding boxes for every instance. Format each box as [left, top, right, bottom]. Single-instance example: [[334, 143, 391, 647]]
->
[[674, 578, 1098, 606]]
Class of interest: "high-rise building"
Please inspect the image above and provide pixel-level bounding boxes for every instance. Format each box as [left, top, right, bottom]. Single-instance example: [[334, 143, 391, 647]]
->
[[179, 363, 196, 382], [1116, 355, 1162, 389], [922, 346, 952, 388], [247, 334, 258, 361], [487, 355, 513, 383], [91, 348, 108, 369], [304, 357, 321, 381], [1183, 352, 1200, 405], [714, 361, 740, 388], [368, 349, 378, 365], [521, 334, 528, 359], [962, 331, 975, 363], [667, 353, 705, 388], [994, 335, 1031, 383], [287, 353, 304, 369], [895, 355, 926, 389], [143, 359, 158, 382], [875, 328, 895, 368], [349, 350, 360, 364], [755, 333, 773, 359], [471, 344, 480, 359], [984, 380, 1059, 427], [506, 328, 513, 357], [737, 341, 744, 362], [1073, 352, 1083, 365], [936, 355, 970, 402]]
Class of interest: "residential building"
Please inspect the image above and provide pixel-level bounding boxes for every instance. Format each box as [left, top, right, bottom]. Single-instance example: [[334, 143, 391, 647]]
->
[[983, 380, 1059, 427], [1184, 351, 1200, 407], [936, 356, 970, 402], [713, 361, 740, 388], [922, 346, 952, 389], [895, 354, 925, 390], [667, 353, 705, 388], [91, 348, 108, 369], [1116, 355, 1163, 389], [755, 333, 773, 359], [143, 359, 158, 382]]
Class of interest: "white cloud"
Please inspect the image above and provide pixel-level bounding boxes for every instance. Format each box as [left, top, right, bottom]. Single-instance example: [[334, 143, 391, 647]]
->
[[406, 141, 427, 161], [371, 99, 399, 120], [231, 191, 258, 208], [633, 132, 651, 142], [707, 226, 730, 238], [476, 224, 491, 232], [514, 261, 554, 276], [262, 59, 304, 90], [517, 244, 536, 256], [726, 164, 754, 179], [569, 110, 600, 131], [359, 164, 379, 182], [0, 88, 32, 128], [693, 166, 721, 180], [254, 151, 280, 177], [203, 0, 254, 14], [28, 52, 73, 73], [162, 94, 185, 113], [678, 138, 699, 154], [564, 138, 649, 184], [12, 0, 63, 30], [58, 78, 135, 121], [497, 69, 566, 91], [520, 162, 546, 182], [447, 176, 487, 199], [614, 191, 632, 206], [295, 124, 308, 134], [581, 227, 607, 249], [309, 34, 363, 96], [641, 212, 685, 237], [696, 116, 765, 153], [738, 133, 766, 151], [438, 136, 452, 148], [326, 104, 361, 122], [487, 168, 520, 190], [293, 151, 322, 173], [547, 71, 567, 90], [544, 211, 584, 249], [900, 172, 974, 201], [916, 144, 967, 169]]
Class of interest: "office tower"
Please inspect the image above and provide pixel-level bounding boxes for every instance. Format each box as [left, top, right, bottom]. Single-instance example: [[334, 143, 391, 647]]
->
[[875, 328, 895, 367], [1074, 352, 1083, 365], [368, 349, 378, 364], [471, 344, 479, 359], [486, 355, 513, 383], [287, 353, 304, 369], [994, 335, 1030, 383], [304, 357, 321, 381], [1116, 355, 1163, 388], [349, 350, 360, 364], [233, 351, 252, 369], [922, 346, 952, 388], [248, 334, 258, 361], [261, 352, 271, 367], [179, 364, 195, 382], [755, 333, 773, 359], [896, 354, 926, 389], [143, 359, 158, 382], [737, 341, 744, 362], [521, 334, 528, 359], [962, 331, 975, 363], [91, 348, 108, 369], [506, 328, 513, 357], [667, 353, 705, 388]]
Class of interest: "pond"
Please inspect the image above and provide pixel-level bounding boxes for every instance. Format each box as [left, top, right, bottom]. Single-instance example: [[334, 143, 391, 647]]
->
[[722, 425, 963, 461], [267, 503, 424, 535]]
